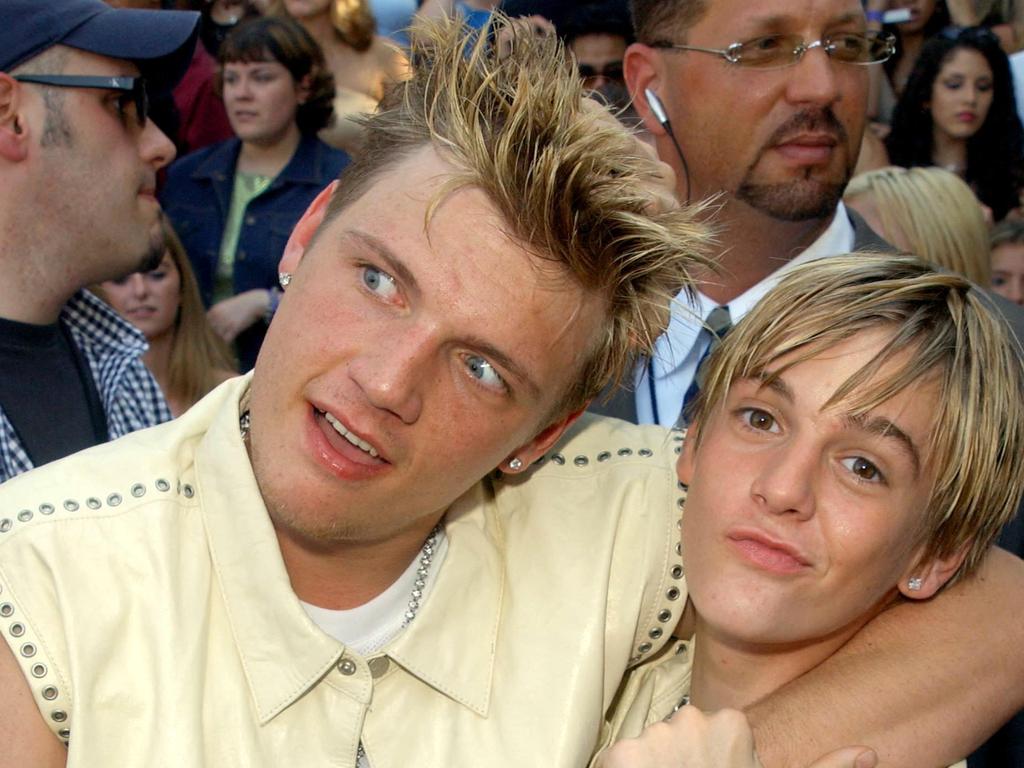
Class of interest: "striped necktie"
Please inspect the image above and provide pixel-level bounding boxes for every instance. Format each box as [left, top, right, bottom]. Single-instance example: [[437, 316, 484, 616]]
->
[[678, 305, 732, 427]]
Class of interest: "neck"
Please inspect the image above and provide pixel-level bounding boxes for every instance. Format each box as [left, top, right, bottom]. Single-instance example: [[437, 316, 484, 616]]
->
[[689, 610, 876, 712], [695, 198, 834, 304], [275, 513, 443, 610], [0, 207, 81, 324], [932, 130, 968, 174], [237, 126, 302, 178], [296, 11, 336, 47]]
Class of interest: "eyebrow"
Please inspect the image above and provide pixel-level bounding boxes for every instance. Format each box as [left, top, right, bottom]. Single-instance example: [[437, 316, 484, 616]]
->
[[754, 371, 921, 477], [345, 229, 543, 400], [739, 11, 865, 34], [844, 414, 922, 478]]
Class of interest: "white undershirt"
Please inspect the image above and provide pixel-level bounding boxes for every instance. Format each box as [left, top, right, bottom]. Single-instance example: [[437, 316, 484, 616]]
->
[[300, 529, 448, 654], [300, 530, 449, 768], [635, 204, 856, 426]]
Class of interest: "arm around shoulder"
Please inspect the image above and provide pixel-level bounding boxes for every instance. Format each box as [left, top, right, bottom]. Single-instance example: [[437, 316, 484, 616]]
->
[[749, 546, 1024, 767], [0, 638, 66, 768]]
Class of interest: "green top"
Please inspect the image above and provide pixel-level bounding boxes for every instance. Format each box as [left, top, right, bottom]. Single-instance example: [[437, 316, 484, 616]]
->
[[215, 172, 273, 304]]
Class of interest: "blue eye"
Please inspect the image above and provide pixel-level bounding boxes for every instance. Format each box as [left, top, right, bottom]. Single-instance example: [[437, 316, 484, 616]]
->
[[362, 265, 398, 300], [465, 355, 506, 392], [841, 456, 883, 483]]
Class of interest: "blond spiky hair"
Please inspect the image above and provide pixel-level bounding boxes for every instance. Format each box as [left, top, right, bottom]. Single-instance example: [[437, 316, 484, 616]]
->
[[693, 254, 1024, 588], [322, 14, 714, 414]]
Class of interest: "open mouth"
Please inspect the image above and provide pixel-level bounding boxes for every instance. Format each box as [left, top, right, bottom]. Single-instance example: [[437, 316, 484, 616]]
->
[[319, 408, 380, 458]]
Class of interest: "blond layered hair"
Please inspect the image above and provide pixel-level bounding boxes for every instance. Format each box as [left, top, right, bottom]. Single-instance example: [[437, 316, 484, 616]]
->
[[693, 254, 1024, 587], [845, 166, 992, 284], [323, 15, 714, 415]]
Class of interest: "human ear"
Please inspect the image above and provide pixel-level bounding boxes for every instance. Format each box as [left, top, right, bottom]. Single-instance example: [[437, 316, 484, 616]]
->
[[677, 422, 699, 487], [624, 43, 670, 137], [279, 179, 338, 273], [0, 74, 29, 163], [501, 408, 588, 473], [898, 545, 968, 600]]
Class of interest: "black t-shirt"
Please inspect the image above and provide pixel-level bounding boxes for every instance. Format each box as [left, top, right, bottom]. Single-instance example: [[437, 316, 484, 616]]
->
[[0, 316, 109, 468]]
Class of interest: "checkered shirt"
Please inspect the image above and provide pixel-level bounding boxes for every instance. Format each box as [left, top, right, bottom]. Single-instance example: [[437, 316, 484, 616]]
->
[[0, 290, 172, 483]]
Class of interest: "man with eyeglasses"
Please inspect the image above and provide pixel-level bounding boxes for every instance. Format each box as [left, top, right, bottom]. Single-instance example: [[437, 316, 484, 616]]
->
[[585, 0, 1024, 764], [0, 0, 199, 483]]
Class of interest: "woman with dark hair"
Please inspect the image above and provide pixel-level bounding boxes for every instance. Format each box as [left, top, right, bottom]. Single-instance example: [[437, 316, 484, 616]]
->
[[272, 0, 408, 154], [161, 15, 350, 371], [885, 26, 1024, 220]]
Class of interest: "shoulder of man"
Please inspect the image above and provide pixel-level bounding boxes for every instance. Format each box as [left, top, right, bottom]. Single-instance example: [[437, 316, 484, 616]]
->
[[487, 413, 686, 665]]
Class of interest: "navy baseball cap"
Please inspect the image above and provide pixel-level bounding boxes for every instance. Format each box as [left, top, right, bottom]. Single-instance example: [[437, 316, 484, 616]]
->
[[0, 0, 200, 93]]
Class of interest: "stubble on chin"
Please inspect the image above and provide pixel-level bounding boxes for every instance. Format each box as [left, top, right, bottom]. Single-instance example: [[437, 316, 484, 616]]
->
[[735, 108, 854, 222], [135, 223, 166, 273]]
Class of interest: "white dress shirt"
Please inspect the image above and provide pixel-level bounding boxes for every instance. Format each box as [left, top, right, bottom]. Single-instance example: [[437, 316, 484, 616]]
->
[[635, 203, 856, 426]]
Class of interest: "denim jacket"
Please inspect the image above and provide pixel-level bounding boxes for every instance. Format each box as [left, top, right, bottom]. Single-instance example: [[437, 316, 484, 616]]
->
[[161, 134, 350, 370]]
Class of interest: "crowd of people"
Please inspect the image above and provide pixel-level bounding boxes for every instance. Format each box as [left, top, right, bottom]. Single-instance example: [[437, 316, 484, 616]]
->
[[2, 0, 1024, 767]]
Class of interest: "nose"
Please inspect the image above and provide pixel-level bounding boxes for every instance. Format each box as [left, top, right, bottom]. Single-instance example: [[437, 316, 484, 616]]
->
[[348, 323, 433, 425], [126, 273, 149, 300], [749, 437, 817, 521], [140, 120, 176, 171], [785, 43, 842, 107]]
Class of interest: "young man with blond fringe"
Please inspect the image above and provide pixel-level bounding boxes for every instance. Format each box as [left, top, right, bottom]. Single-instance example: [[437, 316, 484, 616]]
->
[[598, 255, 1024, 768], [0, 12, 1023, 768]]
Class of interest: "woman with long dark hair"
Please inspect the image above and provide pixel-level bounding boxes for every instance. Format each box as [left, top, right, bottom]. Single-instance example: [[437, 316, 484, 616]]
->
[[885, 26, 1024, 220]]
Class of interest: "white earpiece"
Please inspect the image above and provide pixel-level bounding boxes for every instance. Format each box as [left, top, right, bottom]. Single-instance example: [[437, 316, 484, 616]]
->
[[644, 88, 670, 126]]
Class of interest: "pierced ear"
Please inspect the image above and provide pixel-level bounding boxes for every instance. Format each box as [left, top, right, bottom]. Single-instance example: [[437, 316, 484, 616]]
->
[[624, 42, 669, 137], [898, 545, 968, 601], [0, 74, 28, 162], [279, 179, 338, 273], [502, 407, 588, 473]]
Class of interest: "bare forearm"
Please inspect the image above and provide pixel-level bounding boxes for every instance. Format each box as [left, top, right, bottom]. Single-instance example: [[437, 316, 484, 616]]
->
[[748, 547, 1024, 767]]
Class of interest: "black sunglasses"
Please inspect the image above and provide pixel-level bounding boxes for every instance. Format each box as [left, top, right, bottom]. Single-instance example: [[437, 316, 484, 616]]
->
[[577, 61, 625, 81], [13, 74, 149, 127]]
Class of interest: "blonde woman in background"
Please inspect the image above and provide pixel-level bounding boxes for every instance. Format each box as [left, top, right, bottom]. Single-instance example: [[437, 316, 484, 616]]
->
[[845, 165, 992, 284], [98, 219, 236, 417], [271, 0, 407, 154]]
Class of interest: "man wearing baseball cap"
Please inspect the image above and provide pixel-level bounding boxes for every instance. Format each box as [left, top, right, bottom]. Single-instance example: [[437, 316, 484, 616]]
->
[[0, 0, 199, 483]]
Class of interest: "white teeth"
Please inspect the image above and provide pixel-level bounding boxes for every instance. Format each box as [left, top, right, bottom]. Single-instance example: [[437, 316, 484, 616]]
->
[[323, 412, 380, 458]]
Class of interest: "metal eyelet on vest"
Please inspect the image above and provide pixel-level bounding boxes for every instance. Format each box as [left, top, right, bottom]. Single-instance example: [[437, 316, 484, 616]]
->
[[0, 520, 12, 533], [9, 623, 24, 637], [17, 509, 33, 522], [337, 658, 357, 676], [42, 686, 58, 701], [86, 498, 102, 510], [39, 503, 54, 515], [0, 603, 14, 618], [31, 663, 47, 678], [671, 565, 684, 579], [657, 609, 672, 623], [649, 627, 663, 640], [551, 454, 565, 466], [573, 455, 589, 467], [666, 587, 681, 601], [50, 710, 67, 723], [638, 448, 653, 457], [107, 494, 122, 507], [617, 448, 633, 457], [20, 643, 36, 657], [63, 500, 78, 512], [182, 484, 195, 498], [130, 484, 146, 498], [155, 479, 171, 492], [597, 451, 611, 462]]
